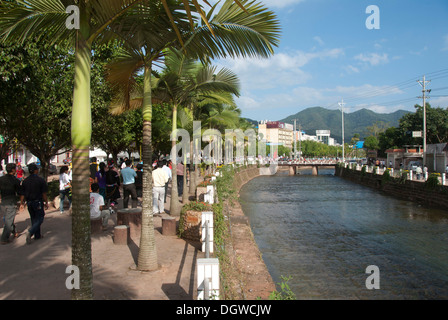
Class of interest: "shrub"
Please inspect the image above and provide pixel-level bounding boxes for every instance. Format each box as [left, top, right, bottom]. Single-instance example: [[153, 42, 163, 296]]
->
[[425, 173, 441, 190], [269, 276, 296, 300], [47, 180, 60, 201], [382, 168, 391, 183], [197, 179, 213, 187]]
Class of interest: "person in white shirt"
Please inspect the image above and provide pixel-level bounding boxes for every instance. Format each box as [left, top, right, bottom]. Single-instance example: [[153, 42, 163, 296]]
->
[[162, 159, 172, 203], [58, 166, 72, 214], [90, 183, 111, 230], [152, 161, 169, 215]]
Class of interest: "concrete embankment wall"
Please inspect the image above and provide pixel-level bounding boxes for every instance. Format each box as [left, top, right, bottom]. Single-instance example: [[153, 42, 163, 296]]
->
[[336, 166, 448, 210], [223, 165, 277, 299], [232, 165, 277, 190]]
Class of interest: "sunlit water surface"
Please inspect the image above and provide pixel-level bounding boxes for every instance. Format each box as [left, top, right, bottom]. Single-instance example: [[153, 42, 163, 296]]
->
[[239, 169, 448, 299]]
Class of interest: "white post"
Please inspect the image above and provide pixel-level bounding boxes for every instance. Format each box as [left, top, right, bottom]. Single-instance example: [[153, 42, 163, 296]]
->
[[409, 170, 413, 180], [424, 171, 428, 181], [442, 173, 446, 186], [202, 211, 214, 254], [197, 258, 220, 300], [204, 185, 214, 204]]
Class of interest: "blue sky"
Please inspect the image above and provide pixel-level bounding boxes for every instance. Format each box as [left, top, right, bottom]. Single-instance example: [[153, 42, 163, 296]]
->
[[209, 0, 448, 121]]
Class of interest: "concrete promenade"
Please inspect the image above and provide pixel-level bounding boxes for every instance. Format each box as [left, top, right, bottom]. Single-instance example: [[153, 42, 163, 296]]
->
[[0, 184, 202, 300], [0, 171, 275, 300]]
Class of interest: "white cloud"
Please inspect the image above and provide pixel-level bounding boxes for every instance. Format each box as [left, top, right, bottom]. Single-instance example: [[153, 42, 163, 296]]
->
[[344, 65, 360, 74], [354, 53, 389, 66], [218, 48, 344, 91], [313, 36, 325, 46]]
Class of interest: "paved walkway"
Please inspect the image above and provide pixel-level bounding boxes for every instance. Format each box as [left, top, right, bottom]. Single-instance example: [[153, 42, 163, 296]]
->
[[0, 183, 203, 300]]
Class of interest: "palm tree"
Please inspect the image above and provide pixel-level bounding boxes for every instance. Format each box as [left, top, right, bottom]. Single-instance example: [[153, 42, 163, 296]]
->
[[153, 48, 240, 214], [0, 0, 279, 297], [0, 0, 235, 299], [105, 0, 193, 272], [0, 0, 152, 299]]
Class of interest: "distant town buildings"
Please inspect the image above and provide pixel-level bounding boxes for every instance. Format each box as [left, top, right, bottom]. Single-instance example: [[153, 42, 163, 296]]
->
[[258, 121, 339, 149]]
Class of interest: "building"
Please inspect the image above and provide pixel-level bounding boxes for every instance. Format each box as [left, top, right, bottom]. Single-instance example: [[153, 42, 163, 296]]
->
[[425, 143, 448, 173], [385, 145, 423, 169], [316, 130, 331, 145], [258, 121, 293, 150]]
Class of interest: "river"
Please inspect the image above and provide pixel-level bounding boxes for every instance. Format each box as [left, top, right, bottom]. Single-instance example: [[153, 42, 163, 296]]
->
[[238, 168, 448, 299]]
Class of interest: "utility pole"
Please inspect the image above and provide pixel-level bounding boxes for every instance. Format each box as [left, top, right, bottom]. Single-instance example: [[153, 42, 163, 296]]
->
[[338, 99, 346, 163], [417, 75, 431, 165]]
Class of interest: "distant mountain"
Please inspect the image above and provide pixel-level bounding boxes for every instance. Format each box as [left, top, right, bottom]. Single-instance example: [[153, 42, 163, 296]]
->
[[247, 107, 410, 144]]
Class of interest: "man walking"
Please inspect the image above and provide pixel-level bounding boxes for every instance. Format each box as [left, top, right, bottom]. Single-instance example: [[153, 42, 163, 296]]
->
[[19, 163, 48, 244], [0, 163, 21, 244], [120, 159, 138, 208], [152, 161, 169, 216]]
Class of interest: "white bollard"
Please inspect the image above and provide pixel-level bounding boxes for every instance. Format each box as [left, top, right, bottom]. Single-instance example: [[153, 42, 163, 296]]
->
[[409, 170, 413, 180], [204, 185, 214, 204], [201, 211, 214, 254], [197, 258, 220, 300], [443, 173, 446, 185]]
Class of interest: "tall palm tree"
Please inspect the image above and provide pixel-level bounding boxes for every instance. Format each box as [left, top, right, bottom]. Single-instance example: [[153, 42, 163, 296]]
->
[[105, 0, 193, 272], [153, 48, 240, 214], [0, 0, 243, 299], [0, 0, 278, 298], [0, 0, 151, 299], [106, 0, 280, 270]]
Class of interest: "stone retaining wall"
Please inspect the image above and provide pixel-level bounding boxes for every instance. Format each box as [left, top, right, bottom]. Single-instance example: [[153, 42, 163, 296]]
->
[[336, 166, 448, 210]]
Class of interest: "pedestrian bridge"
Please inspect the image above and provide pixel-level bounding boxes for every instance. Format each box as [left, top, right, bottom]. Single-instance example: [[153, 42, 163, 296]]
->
[[277, 160, 337, 175]]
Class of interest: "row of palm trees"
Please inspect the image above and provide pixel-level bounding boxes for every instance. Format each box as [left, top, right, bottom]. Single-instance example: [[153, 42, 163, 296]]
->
[[0, 0, 280, 299]]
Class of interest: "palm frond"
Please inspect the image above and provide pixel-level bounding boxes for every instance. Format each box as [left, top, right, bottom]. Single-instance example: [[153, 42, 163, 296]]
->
[[196, 65, 240, 96], [106, 47, 145, 114], [184, 0, 281, 60], [0, 0, 73, 45]]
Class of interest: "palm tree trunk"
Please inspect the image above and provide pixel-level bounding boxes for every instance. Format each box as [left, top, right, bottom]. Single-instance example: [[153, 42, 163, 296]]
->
[[137, 65, 158, 271], [170, 104, 181, 216], [71, 24, 93, 300], [189, 140, 196, 194], [182, 152, 188, 203]]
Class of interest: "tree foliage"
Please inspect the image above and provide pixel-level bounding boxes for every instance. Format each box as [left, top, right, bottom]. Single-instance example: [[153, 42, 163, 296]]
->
[[0, 40, 73, 179]]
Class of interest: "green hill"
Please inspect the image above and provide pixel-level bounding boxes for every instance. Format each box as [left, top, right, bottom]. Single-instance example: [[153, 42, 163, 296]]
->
[[248, 107, 410, 144]]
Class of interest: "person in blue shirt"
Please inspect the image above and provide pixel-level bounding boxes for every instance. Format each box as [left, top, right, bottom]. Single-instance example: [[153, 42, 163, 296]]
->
[[120, 159, 138, 208]]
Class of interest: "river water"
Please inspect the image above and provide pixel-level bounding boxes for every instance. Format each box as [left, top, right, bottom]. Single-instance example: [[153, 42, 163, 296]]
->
[[239, 168, 448, 299]]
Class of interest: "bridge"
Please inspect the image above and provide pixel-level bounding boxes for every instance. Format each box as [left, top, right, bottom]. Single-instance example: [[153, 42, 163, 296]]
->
[[277, 160, 337, 176]]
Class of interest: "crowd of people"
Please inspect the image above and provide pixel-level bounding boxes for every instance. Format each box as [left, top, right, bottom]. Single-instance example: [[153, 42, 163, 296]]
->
[[0, 155, 187, 245]]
